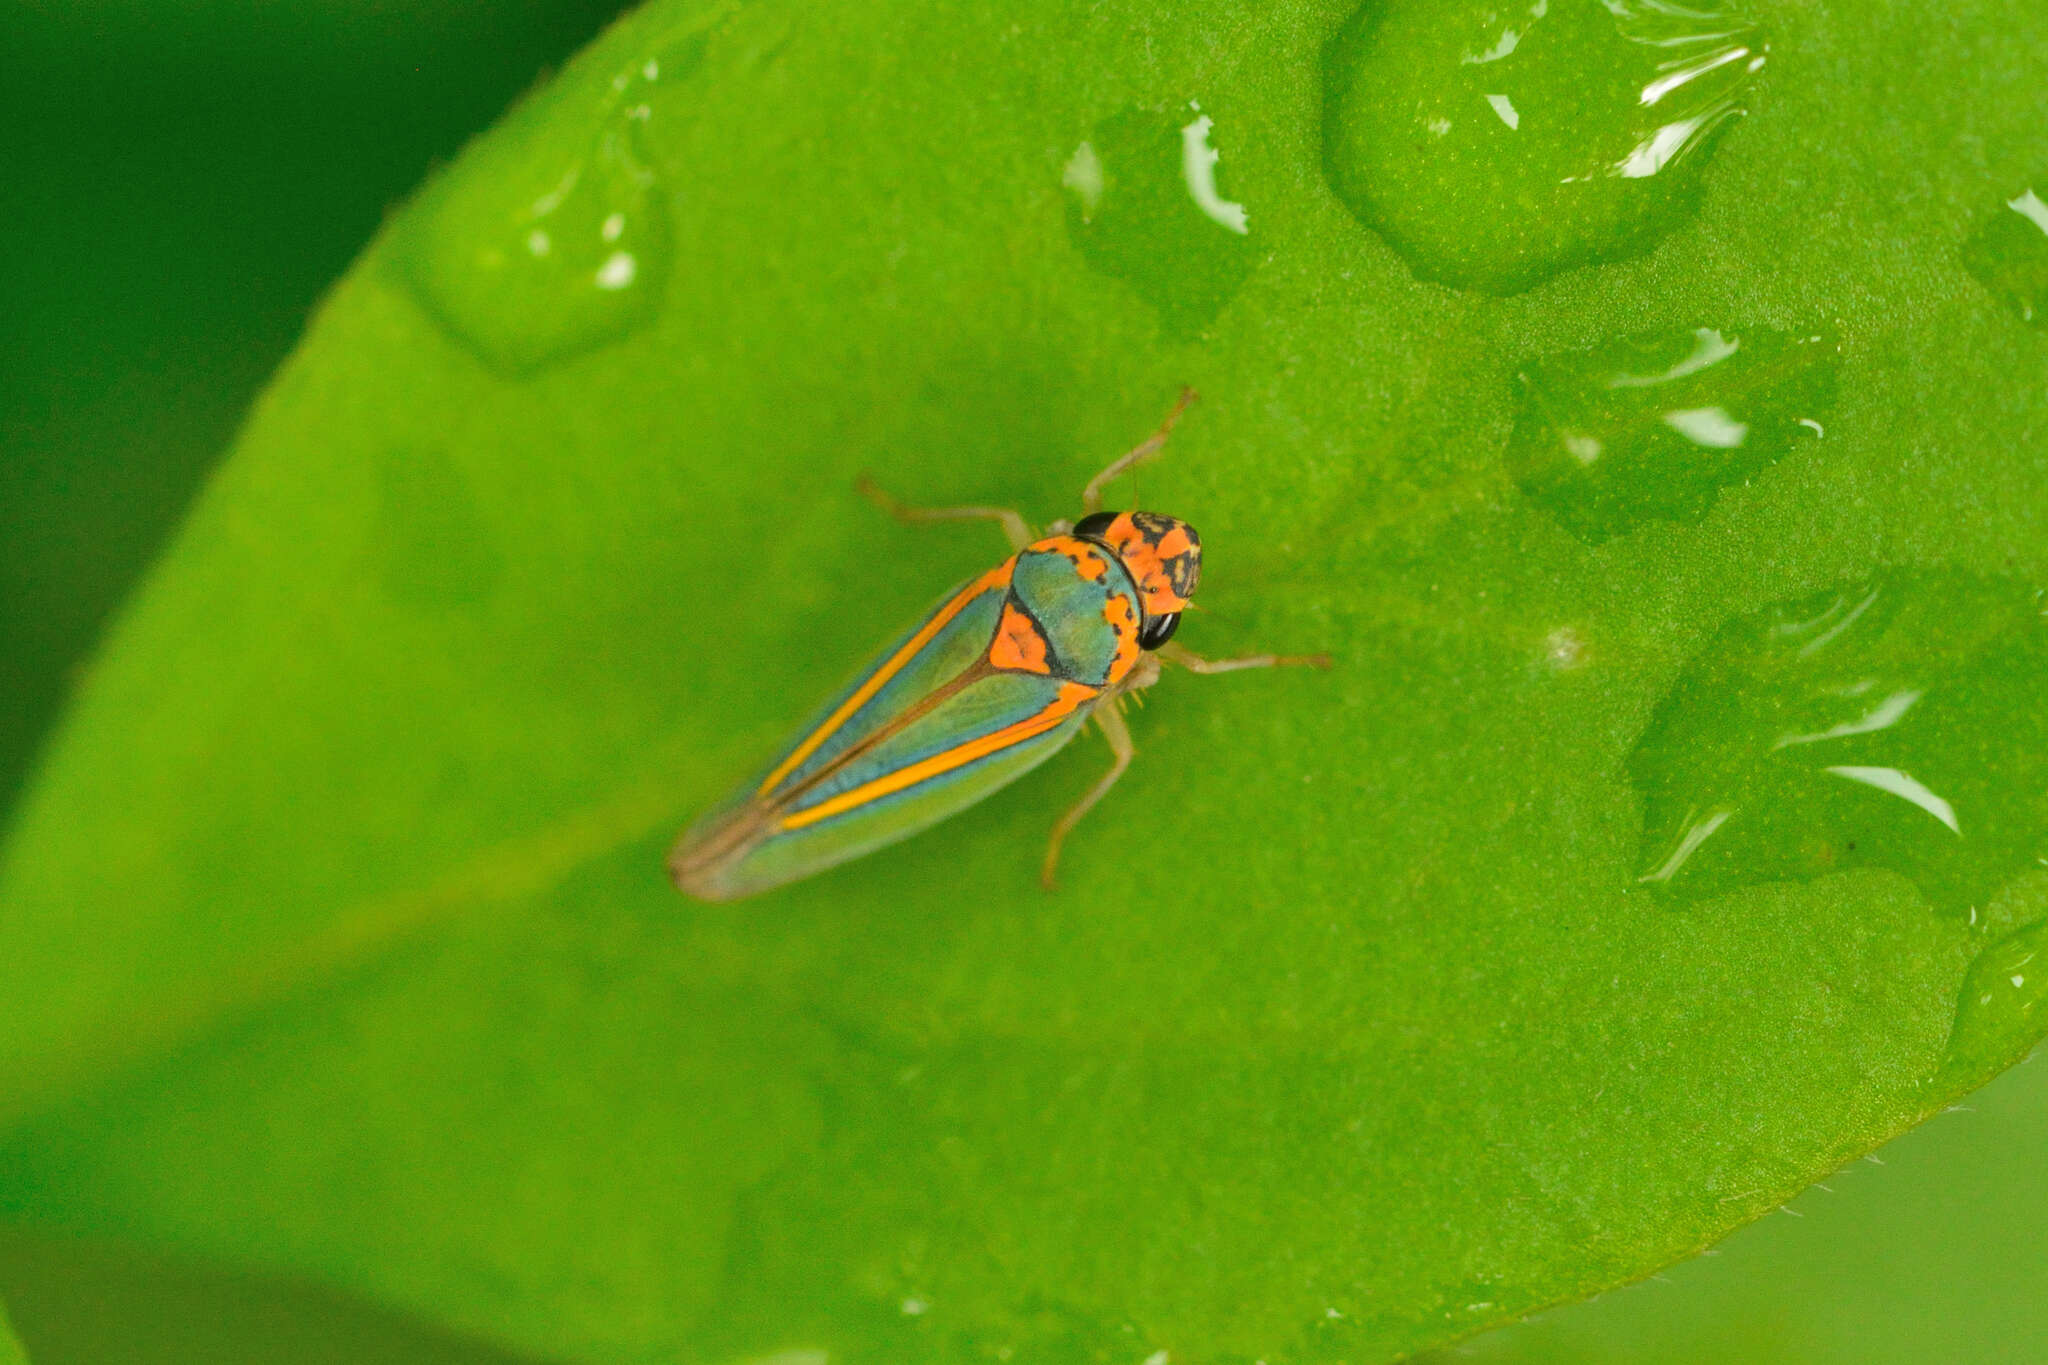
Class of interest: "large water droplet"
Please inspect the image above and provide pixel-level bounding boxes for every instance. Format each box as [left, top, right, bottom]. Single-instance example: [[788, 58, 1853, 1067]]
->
[[1324, 0, 1767, 294], [1962, 183, 2048, 327], [1630, 573, 2048, 914], [1063, 103, 1259, 335], [1508, 325, 1838, 543], [1940, 919, 2048, 1086], [393, 30, 711, 373]]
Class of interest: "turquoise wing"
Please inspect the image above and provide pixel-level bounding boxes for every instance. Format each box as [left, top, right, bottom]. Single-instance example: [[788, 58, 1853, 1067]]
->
[[670, 554, 1119, 901], [701, 677, 1093, 900]]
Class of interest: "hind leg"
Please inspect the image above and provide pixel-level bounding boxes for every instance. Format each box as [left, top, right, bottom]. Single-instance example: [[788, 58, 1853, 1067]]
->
[[1041, 696, 1139, 891]]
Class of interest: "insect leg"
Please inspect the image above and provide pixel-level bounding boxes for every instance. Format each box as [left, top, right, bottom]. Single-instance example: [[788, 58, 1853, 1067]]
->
[[1157, 642, 1332, 673], [855, 474, 1036, 552], [1041, 699, 1137, 891], [1080, 387, 1199, 514]]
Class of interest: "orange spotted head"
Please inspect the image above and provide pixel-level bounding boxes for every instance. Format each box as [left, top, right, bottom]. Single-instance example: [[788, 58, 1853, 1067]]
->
[[1073, 509, 1201, 649]]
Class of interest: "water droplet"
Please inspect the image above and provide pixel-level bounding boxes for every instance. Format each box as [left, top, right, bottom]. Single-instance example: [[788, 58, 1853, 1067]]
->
[[1063, 103, 1259, 335], [1540, 630, 1589, 671], [1962, 183, 2048, 326], [1630, 573, 2048, 914], [1324, 0, 1767, 293], [392, 28, 713, 373], [1940, 919, 2048, 1085], [1508, 325, 1839, 542]]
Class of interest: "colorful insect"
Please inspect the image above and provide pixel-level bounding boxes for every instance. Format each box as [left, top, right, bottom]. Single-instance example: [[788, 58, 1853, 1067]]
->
[[669, 390, 1328, 901]]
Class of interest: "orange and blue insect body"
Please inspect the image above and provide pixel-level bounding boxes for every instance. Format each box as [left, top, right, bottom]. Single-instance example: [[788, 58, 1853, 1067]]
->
[[670, 522, 1196, 901], [669, 390, 1322, 903]]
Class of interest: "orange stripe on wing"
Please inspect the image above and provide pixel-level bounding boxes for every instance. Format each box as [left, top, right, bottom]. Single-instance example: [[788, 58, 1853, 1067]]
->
[[755, 561, 1015, 797], [777, 680, 1098, 831]]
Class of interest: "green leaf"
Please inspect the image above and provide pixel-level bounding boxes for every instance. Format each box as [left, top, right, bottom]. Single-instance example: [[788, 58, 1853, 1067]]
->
[[0, 1299, 24, 1365], [0, 1228, 532, 1365], [1436, 1048, 2048, 1365], [1, 0, 2044, 1362]]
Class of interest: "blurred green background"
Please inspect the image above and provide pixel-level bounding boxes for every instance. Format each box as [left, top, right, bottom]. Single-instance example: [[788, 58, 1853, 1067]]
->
[[0, 2, 610, 1358], [2, 2, 2042, 1361]]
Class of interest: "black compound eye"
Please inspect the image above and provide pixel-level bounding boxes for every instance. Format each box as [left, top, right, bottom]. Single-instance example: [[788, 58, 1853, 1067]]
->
[[1137, 611, 1181, 650], [1072, 511, 1119, 540]]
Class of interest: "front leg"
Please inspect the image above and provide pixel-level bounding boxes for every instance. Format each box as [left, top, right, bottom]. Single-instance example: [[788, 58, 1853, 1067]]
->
[[1157, 642, 1332, 673], [855, 474, 1036, 552], [1079, 387, 1199, 514]]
